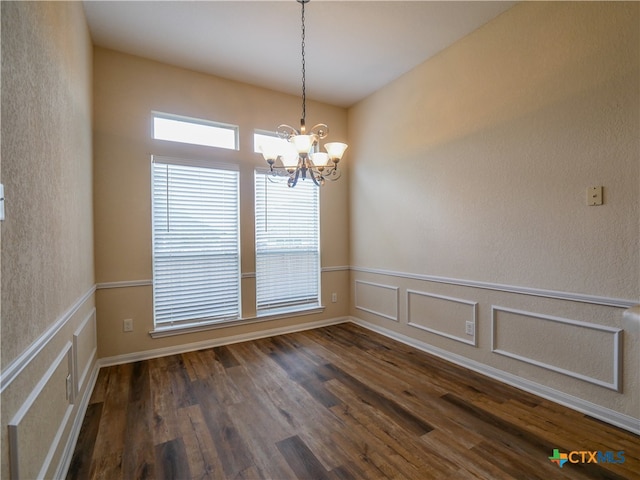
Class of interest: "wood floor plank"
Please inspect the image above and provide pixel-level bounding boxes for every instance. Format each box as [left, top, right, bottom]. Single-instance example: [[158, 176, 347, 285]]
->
[[329, 463, 359, 480], [192, 348, 245, 406], [87, 367, 109, 405], [226, 399, 298, 480], [223, 358, 296, 440], [441, 392, 552, 452], [214, 344, 241, 369], [227, 340, 330, 436], [327, 380, 457, 479], [122, 361, 155, 480], [176, 404, 226, 480], [325, 362, 434, 436], [255, 336, 341, 408], [155, 438, 191, 480], [165, 354, 198, 408], [88, 451, 123, 480], [190, 377, 255, 478], [276, 435, 332, 480], [420, 429, 525, 480], [69, 323, 640, 480], [230, 339, 350, 472], [66, 402, 102, 480], [88, 361, 132, 478], [148, 356, 182, 445]]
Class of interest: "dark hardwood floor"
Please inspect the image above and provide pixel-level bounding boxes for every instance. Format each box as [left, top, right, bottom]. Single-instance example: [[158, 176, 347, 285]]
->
[[67, 323, 640, 479]]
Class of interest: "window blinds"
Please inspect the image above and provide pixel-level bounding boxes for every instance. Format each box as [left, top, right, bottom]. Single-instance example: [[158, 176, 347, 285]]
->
[[254, 172, 320, 315], [152, 159, 240, 328]]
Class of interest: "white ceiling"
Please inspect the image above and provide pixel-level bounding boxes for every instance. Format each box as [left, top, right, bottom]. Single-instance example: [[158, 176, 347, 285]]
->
[[83, 1, 517, 108]]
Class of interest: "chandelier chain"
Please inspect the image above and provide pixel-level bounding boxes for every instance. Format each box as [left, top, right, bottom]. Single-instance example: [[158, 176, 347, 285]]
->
[[300, 0, 306, 122], [262, 0, 347, 188]]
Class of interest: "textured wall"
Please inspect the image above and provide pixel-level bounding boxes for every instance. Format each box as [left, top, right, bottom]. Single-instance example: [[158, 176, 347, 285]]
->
[[93, 48, 350, 358], [350, 1, 638, 300], [349, 2, 639, 422], [1, 1, 94, 366], [1, 2, 95, 478]]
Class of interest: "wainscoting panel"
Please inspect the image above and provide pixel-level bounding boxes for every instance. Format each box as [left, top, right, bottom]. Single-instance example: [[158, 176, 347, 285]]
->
[[350, 267, 638, 432], [1, 287, 98, 480], [407, 289, 478, 346], [354, 280, 399, 321], [73, 308, 97, 398], [491, 306, 622, 391], [8, 343, 74, 480]]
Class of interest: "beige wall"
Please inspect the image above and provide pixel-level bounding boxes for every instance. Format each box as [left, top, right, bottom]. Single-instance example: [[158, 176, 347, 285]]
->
[[93, 48, 350, 359], [3, 4, 638, 476], [1, 1, 96, 478], [349, 2, 639, 426]]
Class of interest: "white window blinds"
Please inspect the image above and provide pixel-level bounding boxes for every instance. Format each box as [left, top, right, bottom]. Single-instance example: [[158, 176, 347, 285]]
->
[[152, 158, 240, 328], [255, 172, 320, 315]]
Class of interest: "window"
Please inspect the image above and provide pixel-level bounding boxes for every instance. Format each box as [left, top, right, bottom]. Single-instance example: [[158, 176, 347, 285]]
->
[[255, 171, 320, 316], [153, 112, 238, 150], [151, 157, 240, 329], [254, 130, 289, 154]]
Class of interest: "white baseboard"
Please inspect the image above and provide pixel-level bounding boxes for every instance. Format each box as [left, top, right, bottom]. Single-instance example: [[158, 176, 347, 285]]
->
[[99, 316, 349, 367], [350, 316, 640, 435]]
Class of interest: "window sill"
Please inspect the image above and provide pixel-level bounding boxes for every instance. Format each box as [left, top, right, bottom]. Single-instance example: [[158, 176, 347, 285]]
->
[[149, 305, 325, 339]]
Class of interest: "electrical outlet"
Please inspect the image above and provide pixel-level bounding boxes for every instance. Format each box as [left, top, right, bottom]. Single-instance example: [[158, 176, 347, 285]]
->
[[123, 318, 133, 332], [331, 292, 338, 303], [465, 321, 475, 336]]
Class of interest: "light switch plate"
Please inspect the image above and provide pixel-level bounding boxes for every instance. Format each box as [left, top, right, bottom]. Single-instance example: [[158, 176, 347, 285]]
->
[[587, 186, 603, 206], [0, 184, 4, 221]]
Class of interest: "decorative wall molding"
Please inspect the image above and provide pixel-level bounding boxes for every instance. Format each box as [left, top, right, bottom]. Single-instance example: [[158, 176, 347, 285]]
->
[[351, 316, 639, 435], [8, 343, 74, 480], [351, 266, 637, 308], [73, 309, 97, 398], [54, 361, 100, 480], [1, 285, 96, 393], [407, 289, 478, 346], [321, 265, 350, 273], [491, 306, 622, 391], [354, 280, 399, 321], [96, 279, 152, 289]]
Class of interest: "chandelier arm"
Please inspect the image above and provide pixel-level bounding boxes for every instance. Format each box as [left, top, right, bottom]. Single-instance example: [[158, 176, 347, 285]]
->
[[288, 168, 301, 188], [268, 165, 288, 174], [310, 171, 322, 187], [309, 123, 329, 139], [277, 124, 299, 140]]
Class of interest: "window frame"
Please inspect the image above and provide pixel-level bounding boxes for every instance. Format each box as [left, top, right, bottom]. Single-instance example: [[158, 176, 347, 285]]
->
[[150, 155, 242, 332], [152, 111, 239, 150], [254, 167, 322, 317]]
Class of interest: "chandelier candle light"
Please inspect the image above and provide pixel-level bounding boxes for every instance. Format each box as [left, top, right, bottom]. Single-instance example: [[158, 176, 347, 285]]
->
[[260, 0, 348, 187]]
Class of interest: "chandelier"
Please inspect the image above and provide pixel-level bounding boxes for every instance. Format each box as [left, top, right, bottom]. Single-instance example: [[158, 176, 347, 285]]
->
[[260, 0, 348, 187]]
